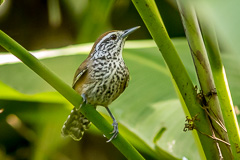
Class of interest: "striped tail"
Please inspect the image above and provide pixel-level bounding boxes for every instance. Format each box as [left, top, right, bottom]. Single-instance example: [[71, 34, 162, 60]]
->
[[61, 108, 91, 141]]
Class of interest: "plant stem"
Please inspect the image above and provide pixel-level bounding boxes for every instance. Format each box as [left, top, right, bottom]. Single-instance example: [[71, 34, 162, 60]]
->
[[131, 0, 218, 159], [0, 30, 144, 160], [200, 20, 240, 159], [176, 0, 232, 158]]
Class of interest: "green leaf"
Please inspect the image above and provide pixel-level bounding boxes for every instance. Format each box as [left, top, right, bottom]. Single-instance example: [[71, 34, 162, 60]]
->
[[194, 0, 240, 54], [1, 39, 240, 159]]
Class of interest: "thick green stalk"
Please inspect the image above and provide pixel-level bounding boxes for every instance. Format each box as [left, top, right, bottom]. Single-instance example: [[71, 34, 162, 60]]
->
[[131, 0, 218, 159], [0, 30, 144, 160], [176, 0, 231, 158], [200, 21, 240, 159]]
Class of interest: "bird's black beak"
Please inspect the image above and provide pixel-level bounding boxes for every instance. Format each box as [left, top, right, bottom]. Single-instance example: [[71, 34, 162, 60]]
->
[[121, 26, 141, 39]]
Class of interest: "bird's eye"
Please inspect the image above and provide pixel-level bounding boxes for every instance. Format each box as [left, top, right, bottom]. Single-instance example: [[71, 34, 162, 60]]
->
[[110, 34, 117, 40]]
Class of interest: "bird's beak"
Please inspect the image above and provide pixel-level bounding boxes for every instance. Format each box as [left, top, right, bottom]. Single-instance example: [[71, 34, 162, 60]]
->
[[121, 26, 141, 39]]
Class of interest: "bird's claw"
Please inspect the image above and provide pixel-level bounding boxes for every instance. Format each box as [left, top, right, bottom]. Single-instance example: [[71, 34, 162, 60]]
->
[[76, 94, 87, 111], [106, 121, 118, 143]]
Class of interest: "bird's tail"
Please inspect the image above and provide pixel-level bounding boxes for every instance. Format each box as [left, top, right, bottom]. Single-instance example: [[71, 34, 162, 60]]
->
[[61, 108, 91, 141]]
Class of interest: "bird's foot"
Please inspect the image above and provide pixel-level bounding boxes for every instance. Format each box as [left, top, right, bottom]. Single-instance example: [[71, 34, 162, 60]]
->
[[76, 94, 87, 111], [106, 120, 118, 143]]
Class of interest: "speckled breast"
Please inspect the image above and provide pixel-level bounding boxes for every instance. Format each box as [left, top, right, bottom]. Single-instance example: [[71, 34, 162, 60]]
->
[[83, 59, 129, 107]]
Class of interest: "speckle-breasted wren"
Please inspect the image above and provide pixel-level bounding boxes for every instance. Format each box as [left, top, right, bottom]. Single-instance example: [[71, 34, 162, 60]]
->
[[61, 26, 140, 142]]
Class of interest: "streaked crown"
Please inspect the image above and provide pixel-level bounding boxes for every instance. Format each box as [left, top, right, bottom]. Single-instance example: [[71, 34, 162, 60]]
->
[[90, 26, 140, 60]]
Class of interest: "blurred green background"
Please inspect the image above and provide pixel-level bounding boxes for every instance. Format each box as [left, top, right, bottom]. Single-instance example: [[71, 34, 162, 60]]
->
[[0, 0, 184, 51]]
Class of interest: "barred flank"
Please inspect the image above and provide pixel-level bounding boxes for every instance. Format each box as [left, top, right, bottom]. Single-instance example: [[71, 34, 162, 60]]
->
[[61, 108, 91, 141]]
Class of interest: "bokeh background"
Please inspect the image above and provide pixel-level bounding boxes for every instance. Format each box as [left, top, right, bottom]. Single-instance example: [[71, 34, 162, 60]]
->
[[0, 0, 184, 51]]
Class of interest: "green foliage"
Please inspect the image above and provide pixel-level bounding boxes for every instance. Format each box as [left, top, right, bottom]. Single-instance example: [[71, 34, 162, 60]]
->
[[1, 39, 240, 159], [195, 0, 240, 55], [61, 0, 115, 43], [1, 0, 240, 159], [177, 1, 232, 158]]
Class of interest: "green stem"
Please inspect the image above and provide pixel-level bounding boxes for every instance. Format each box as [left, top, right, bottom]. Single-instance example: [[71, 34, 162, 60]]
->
[[131, 0, 217, 159], [176, 0, 231, 158], [200, 21, 240, 159], [0, 30, 144, 160]]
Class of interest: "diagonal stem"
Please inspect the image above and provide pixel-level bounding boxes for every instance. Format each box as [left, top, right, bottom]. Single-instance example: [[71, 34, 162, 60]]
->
[[0, 30, 145, 160], [131, 0, 220, 159], [200, 17, 240, 159], [176, 0, 232, 158]]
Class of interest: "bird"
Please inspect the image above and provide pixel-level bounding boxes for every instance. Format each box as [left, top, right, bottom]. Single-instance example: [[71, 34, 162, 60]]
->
[[61, 26, 140, 142]]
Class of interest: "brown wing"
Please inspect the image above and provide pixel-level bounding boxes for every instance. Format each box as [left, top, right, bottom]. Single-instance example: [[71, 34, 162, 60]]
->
[[72, 57, 91, 93]]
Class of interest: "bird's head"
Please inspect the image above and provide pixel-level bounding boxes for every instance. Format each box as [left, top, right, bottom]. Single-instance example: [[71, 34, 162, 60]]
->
[[90, 26, 140, 60]]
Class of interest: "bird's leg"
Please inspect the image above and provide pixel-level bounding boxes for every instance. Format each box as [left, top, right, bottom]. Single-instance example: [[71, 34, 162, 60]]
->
[[76, 93, 87, 111], [106, 107, 118, 143]]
